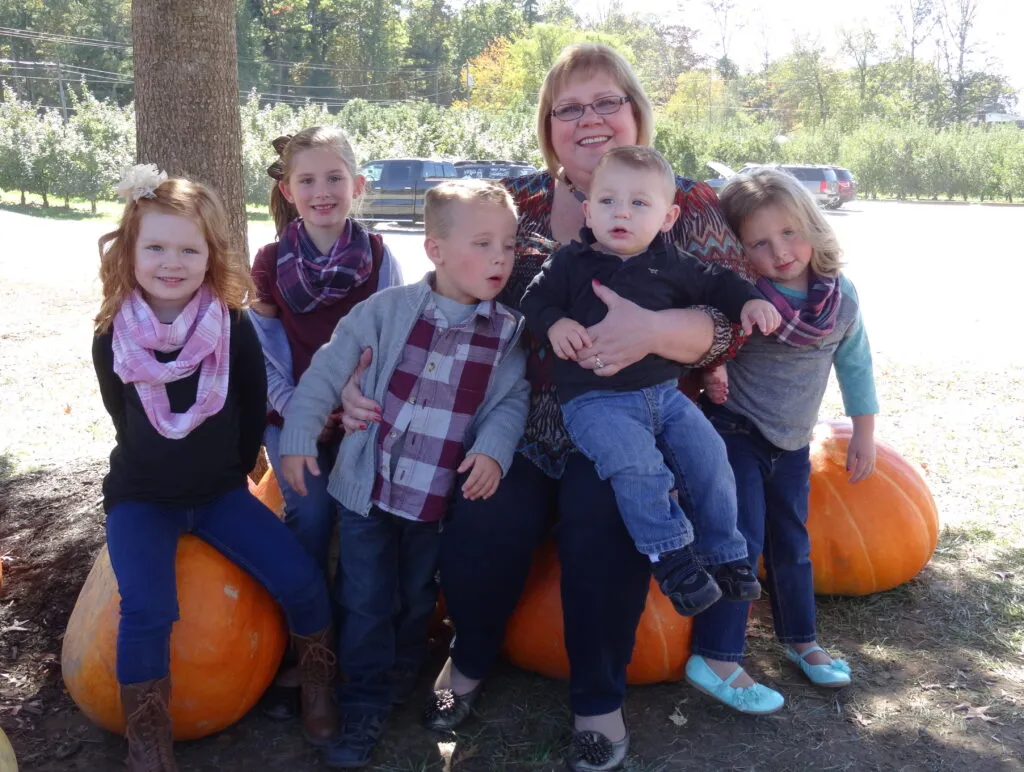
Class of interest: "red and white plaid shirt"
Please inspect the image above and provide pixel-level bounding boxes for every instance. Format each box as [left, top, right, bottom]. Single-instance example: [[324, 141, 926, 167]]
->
[[371, 296, 520, 522]]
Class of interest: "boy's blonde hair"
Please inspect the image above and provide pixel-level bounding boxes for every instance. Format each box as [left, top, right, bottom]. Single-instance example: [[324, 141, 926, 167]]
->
[[95, 177, 253, 333], [593, 145, 676, 200], [718, 167, 843, 278], [269, 126, 360, 235], [537, 43, 654, 179], [424, 179, 518, 238]]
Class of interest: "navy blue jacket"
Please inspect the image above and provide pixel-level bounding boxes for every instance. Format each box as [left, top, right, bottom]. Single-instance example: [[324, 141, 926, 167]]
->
[[520, 229, 761, 402]]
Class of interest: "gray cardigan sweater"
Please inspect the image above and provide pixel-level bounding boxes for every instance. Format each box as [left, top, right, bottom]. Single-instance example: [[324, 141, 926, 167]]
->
[[280, 276, 529, 516]]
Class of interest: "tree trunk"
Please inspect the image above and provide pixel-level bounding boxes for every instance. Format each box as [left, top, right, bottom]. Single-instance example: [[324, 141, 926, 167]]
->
[[132, 0, 248, 262]]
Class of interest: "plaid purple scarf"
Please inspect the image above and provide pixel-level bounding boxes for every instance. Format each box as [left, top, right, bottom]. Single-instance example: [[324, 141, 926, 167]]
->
[[276, 218, 373, 314], [756, 272, 842, 346]]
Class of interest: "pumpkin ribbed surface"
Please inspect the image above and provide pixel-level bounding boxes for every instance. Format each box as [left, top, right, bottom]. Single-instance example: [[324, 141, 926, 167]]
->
[[503, 541, 692, 684], [60, 474, 288, 740], [806, 421, 939, 595]]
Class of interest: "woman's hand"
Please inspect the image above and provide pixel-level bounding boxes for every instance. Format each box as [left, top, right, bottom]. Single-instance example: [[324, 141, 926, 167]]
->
[[576, 281, 658, 376], [339, 348, 382, 432]]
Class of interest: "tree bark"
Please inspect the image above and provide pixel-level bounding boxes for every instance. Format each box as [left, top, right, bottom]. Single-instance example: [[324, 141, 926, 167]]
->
[[132, 0, 248, 260]]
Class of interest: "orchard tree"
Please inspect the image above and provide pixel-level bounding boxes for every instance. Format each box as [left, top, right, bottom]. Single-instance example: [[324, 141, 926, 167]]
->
[[132, 0, 247, 257]]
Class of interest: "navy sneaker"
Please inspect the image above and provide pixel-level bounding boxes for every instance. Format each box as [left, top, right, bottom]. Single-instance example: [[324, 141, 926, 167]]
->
[[323, 712, 387, 769], [651, 547, 722, 616], [712, 560, 762, 602]]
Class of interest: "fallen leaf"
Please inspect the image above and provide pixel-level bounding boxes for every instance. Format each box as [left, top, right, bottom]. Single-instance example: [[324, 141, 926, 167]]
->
[[851, 710, 873, 727], [954, 703, 1003, 724], [668, 706, 688, 727]]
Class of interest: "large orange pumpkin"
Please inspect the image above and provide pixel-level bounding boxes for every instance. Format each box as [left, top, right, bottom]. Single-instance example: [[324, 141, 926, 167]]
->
[[61, 475, 289, 740], [503, 541, 692, 684], [805, 421, 939, 595]]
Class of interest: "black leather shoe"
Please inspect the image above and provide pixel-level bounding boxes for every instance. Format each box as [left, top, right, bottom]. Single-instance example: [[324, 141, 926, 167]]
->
[[422, 683, 481, 731]]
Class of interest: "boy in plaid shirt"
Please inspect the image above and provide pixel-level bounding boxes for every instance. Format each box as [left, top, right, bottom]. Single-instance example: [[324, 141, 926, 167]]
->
[[279, 179, 528, 768]]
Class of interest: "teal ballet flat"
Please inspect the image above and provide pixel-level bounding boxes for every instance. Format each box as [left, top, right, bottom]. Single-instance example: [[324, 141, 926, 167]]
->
[[685, 655, 785, 715], [785, 645, 852, 688]]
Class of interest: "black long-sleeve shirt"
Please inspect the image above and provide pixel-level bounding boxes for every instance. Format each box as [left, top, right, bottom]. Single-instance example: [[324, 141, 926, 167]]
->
[[520, 229, 762, 402], [92, 311, 267, 512]]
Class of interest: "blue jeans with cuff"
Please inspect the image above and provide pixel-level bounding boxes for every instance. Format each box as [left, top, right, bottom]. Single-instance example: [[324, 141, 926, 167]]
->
[[691, 401, 816, 662], [106, 486, 333, 685], [335, 504, 441, 717], [561, 379, 748, 564]]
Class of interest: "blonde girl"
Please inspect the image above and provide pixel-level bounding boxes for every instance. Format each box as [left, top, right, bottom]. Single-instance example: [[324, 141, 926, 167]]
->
[[93, 167, 337, 770], [687, 166, 878, 713], [249, 127, 403, 717]]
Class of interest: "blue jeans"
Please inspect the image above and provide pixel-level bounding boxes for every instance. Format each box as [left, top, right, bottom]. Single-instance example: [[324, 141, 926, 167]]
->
[[691, 402, 816, 662], [105, 487, 333, 685], [561, 380, 747, 563], [440, 451, 651, 717], [335, 504, 441, 716], [264, 424, 339, 574]]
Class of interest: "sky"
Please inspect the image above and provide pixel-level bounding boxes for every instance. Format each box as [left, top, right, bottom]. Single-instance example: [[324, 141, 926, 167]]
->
[[571, 0, 1024, 108]]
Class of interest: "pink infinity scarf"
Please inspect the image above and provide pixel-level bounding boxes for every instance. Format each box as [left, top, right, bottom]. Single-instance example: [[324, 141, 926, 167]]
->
[[112, 285, 231, 439]]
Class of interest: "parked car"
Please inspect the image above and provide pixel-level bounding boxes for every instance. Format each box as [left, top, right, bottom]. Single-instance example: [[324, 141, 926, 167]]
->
[[703, 161, 735, 192], [830, 166, 857, 207], [357, 158, 457, 224], [707, 162, 840, 207], [454, 160, 538, 180], [778, 164, 841, 208]]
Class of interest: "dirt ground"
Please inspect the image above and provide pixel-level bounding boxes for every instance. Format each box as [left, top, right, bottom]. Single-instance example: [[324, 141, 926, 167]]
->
[[2, 203, 1024, 770]]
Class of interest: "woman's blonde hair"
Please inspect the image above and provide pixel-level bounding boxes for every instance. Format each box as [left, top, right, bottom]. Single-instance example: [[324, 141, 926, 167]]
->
[[95, 177, 253, 333], [718, 167, 844, 278], [268, 126, 360, 236], [536, 43, 654, 179]]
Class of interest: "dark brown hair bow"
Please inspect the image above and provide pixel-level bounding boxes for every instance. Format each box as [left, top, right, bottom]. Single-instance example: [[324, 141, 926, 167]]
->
[[267, 134, 293, 180]]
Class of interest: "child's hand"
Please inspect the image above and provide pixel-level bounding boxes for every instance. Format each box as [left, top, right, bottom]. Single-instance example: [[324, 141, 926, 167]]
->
[[846, 431, 876, 483], [281, 454, 319, 496], [547, 318, 593, 361], [457, 454, 501, 501], [740, 299, 782, 336], [702, 364, 729, 404], [318, 410, 344, 442]]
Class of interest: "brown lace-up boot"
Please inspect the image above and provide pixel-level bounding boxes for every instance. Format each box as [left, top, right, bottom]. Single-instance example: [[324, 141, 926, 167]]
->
[[120, 677, 178, 772], [292, 627, 339, 746]]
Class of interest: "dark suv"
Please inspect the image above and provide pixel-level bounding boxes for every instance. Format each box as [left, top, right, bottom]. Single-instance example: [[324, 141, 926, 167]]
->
[[358, 158, 457, 224], [454, 160, 537, 180], [830, 167, 857, 207]]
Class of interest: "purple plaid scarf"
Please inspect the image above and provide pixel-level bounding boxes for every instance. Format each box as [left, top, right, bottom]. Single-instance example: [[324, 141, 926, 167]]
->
[[756, 272, 842, 346], [276, 218, 373, 313]]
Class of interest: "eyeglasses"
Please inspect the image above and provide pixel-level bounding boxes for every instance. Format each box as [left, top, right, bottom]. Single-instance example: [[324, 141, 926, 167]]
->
[[550, 95, 632, 122]]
